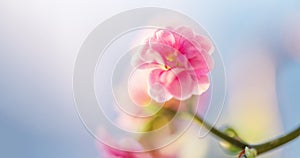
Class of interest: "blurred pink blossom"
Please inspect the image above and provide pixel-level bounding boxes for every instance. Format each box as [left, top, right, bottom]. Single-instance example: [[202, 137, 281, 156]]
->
[[98, 139, 177, 158], [132, 27, 214, 103], [98, 137, 152, 158]]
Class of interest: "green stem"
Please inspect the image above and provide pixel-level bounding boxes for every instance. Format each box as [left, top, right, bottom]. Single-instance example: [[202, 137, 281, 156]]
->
[[190, 113, 249, 149], [252, 126, 300, 155], [188, 112, 300, 156]]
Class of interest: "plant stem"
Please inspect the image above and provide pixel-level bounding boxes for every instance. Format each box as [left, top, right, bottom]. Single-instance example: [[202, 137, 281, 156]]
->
[[187, 112, 300, 156], [188, 113, 249, 149], [252, 126, 300, 155]]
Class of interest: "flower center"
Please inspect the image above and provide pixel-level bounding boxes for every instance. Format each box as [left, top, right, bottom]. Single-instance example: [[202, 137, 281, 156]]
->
[[163, 65, 171, 70], [166, 54, 176, 62]]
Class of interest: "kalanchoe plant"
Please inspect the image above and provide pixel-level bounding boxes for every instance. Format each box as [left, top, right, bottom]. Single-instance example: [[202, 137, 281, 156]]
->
[[99, 26, 300, 158], [131, 27, 214, 103]]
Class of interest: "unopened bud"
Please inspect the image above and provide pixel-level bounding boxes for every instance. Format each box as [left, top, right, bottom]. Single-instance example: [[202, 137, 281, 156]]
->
[[238, 147, 257, 158]]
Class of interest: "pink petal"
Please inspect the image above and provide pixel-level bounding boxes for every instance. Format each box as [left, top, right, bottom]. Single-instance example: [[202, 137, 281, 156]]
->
[[193, 75, 210, 95], [194, 35, 215, 55], [133, 47, 165, 67], [148, 82, 172, 103], [159, 68, 185, 86], [191, 68, 209, 77], [175, 26, 194, 39], [148, 69, 164, 84], [128, 68, 152, 106], [149, 42, 177, 61], [154, 29, 176, 45], [135, 62, 160, 69], [148, 69, 173, 103], [166, 70, 195, 100], [188, 53, 212, 70]]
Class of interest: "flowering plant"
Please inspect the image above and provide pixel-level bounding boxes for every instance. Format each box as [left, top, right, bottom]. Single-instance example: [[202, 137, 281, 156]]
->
[[98, 26, 300, 158], [131, 27, 214, 103]]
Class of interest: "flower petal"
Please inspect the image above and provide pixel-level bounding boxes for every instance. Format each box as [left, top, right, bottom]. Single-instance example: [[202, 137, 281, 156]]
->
[[148, 69, 173, 103], [166, 70, 195, 100], [132, 47, 165, 67], [193, 75, 210, 95], [149, 82, 172, 103], [154, 29, 176, 45]]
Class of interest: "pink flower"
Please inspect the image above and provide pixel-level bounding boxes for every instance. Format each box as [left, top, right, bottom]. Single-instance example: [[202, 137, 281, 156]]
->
[[101, 144, 139, 158], [98, 139, 177, 158], [98, 138, 152, 158], [132, 27, 214, 103]]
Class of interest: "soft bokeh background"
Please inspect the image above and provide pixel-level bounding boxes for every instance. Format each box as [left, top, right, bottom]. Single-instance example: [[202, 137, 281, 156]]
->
[[0, 0, 299, 157]]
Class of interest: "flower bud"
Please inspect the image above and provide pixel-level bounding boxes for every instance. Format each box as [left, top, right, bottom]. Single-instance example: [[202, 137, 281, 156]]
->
[[238, 147, 257, 158], [219, 126, 243, 155]]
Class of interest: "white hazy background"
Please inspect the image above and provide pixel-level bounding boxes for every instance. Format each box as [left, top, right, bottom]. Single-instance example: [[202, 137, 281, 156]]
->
[[0, 0, 300, 157]]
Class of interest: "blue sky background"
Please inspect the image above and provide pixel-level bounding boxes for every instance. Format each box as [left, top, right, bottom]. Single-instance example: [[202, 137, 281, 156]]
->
[[0, 1, 299, 157]]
